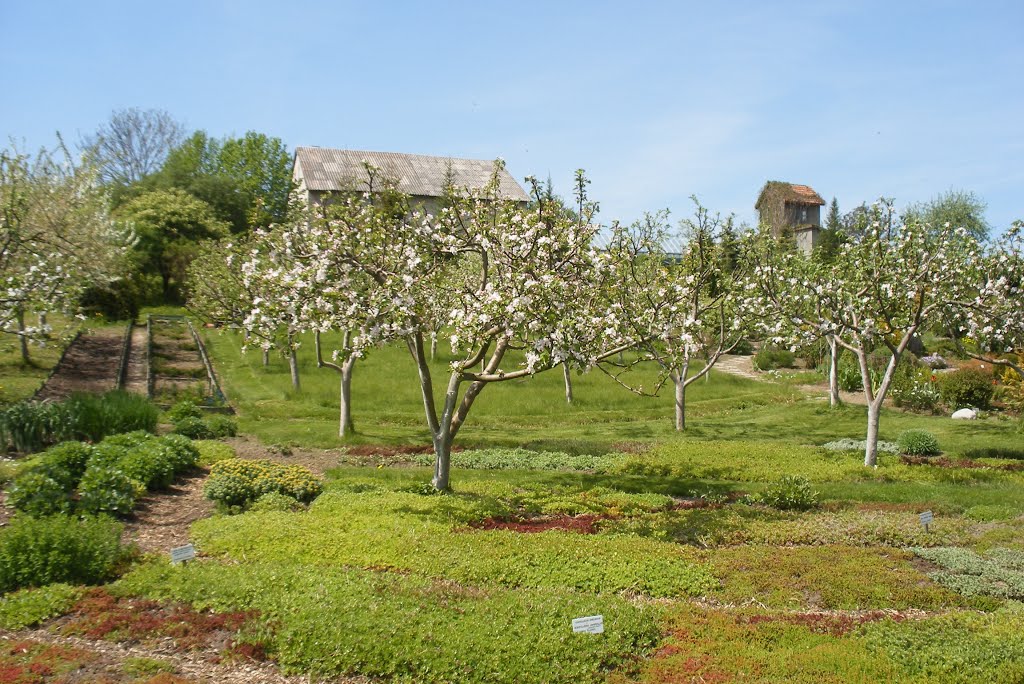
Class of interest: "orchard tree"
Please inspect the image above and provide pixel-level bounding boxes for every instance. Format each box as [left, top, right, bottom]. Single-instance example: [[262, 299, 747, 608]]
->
[[0, 142, 132, 360], [604, 201, 752, 430], [949, 221, 1024, 375], [240, 165, 633, 489], [747, 201, 988, 467]]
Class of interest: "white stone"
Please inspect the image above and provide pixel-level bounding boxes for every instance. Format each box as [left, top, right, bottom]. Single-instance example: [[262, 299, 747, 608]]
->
[[951, 408, 978, 420]]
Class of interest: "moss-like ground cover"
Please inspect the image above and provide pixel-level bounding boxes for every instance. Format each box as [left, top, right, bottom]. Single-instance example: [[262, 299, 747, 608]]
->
[[4, 324, 1023, 683]]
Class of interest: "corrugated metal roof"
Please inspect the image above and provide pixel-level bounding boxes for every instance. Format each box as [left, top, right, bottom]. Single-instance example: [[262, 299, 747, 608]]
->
[[294, 147, 530, 202]]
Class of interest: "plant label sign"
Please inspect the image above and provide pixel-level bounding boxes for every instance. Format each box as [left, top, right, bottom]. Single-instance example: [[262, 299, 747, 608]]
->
[[170, 543, 196, 565], [919, 511, 934, 531], [572, 615, 604, 634]]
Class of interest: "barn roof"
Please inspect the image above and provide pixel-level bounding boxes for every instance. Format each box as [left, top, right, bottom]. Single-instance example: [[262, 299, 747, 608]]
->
[[293, 147, 530, 202], [755, 181, 826, 209]]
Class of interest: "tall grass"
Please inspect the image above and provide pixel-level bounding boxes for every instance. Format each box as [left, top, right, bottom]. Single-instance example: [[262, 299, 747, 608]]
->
[[0, 391, 158, 453]]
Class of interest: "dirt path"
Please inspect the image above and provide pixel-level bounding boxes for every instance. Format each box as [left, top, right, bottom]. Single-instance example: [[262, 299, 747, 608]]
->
[[123, 325, 149, 395], [1, 628, 347, 684], [713, 354, 761, 381], [123, 471, 214, 554], [34, 328, 124, 401]]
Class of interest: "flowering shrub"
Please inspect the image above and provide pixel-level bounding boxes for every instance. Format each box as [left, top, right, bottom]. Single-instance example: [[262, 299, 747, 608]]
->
[[891, 366, 942, 412], [205, 459, 322, 511]]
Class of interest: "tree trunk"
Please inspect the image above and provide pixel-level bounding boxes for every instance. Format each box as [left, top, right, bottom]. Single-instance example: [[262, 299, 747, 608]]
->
[[16, 309, 29, 365], [262, 349, 270, 367], [562, 363, 573, 404], [864, 400, 882, 467], [431, 434, 452, 491], [828, 336, 841, 407], [674, 376, 686, 431], [288, 347, 301, 392], [339, 356, 355, 437], [430, 332, 437, 361]]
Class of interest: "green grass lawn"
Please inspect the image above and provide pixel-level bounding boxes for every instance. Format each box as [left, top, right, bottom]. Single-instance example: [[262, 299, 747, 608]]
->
[[202, 328, 1023, 459]]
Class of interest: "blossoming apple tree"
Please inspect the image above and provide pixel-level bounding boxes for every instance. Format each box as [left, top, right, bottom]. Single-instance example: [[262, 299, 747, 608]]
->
[[0, 142, 131, 359], [238, 164, 633, 489], [602, 201, 752, 430], [746, 202, 989, 466]]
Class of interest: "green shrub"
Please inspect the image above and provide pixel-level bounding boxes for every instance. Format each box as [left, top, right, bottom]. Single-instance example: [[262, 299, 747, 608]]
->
[[100, 430, 155, 451], [38, 441, 94, 482], [897, 429, 941, 456], [0, 515, 125, 592], [206, 415, 237, 438], [747, 475, 819, 511], [158, 434, 200, 473], [171, 416, 213, 439], [891, 365, 942, 412], [118, 444, 176, 490], [204, 459, 323, 510], [167, 400, 203, 423], [836, 356, 864, 391], [753, 347, 797, 371], [7, 472, 73, 516], [249, 492, 304, 513], [939, 367, 995, 410], [77, 466, 138, 516]]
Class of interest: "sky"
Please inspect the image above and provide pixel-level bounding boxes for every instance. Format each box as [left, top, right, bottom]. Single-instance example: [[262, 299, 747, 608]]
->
[[2, 0, 1021, 232]]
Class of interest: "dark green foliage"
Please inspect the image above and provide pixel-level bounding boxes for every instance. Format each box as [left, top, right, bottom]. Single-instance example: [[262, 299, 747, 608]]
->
[[64, 391, 159, 442], [6, 472, 72, 516], [0, 392, 158, 454], [0, 401, 71, 453], [897, 429, 941, 456], [206, 415, 237, 438], [753, 347, 796, 370], [0, 515, 125, 592], [36, 441, 93, 482], [939, 367, 995, 409], [167, 400, 202, 422], [76, 467, 138, 516], [748, 476, 819, 511], [171, 416, 212, 439], [118, 444, 177, 490], [158, 434, 200, 472]]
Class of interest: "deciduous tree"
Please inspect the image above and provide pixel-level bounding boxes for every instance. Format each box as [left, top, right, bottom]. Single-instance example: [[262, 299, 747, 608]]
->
[[747, 201, 988, 466]]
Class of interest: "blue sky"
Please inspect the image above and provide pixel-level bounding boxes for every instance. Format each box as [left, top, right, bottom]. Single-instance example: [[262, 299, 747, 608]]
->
[[2, 0, 1021, 232]]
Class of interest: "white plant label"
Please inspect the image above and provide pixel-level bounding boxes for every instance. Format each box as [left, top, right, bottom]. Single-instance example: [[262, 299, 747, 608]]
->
[[919, 511, 934, 528], [170, 543, 196, 564], [572, 615, 604, 634]]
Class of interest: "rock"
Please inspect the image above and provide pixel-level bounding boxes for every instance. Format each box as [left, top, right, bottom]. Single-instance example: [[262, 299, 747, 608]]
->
[[951, 408, 978, 420]]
